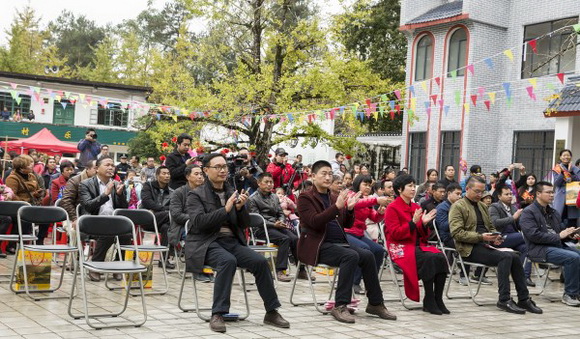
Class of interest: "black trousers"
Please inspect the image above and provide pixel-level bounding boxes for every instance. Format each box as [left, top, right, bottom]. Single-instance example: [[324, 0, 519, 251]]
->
[[318, 242, 383, 307], [463, 243, 529, 302], [142, 211, 170, 248], [205, 237, 281, 314], [92, 235, 132, 262], [257, 227, 297, 271]]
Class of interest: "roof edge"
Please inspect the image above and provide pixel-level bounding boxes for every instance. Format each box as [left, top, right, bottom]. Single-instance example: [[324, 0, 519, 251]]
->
[[399, 13, 470, 31]]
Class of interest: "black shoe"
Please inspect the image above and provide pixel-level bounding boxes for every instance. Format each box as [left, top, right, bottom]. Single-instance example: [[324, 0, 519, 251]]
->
[[423, 296, 442, 315], [497, 299, 526, 314], [88, 271, 101, 282], [194, 273, 211, 283], [159, 260, 176, 270], [0, 252, 6, 259], [6, 247, 16, 255], [263, 310, 290, 328], [525, 278, 536, 287], [435, 298, 450, 314], [210, 314, 226, 333], [517, 298, 543, 314]]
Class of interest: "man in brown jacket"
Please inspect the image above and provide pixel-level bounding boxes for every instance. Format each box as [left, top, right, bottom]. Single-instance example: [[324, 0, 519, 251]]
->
[[60, 160, 97, 224], [296, 160, 396, 323]]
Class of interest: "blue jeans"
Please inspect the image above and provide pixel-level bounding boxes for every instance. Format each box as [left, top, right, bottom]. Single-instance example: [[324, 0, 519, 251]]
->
[[545, 246, 580, 296], [499, 232, 532, 278], [346, 234, 385, 285]]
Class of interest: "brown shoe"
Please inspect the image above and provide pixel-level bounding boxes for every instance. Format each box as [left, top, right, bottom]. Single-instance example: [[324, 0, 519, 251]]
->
[[88, 271, 101, 282], [210, 314, 226, 333], [264, 310, 290, 328], [331, 305, 355, 323], [366, 303, 397, 320], [297, 269, 316, 281], [277, 271, 292, 282]]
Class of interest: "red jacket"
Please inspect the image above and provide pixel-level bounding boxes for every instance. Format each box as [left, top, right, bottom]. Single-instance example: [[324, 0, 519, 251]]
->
[[266, 162, 300, 189], [384, 196, 440, 302], [576, 190, 580, 208], [50, 174, 68, 205], [345, 194, 383, 237], [296, 188, 355, 266]]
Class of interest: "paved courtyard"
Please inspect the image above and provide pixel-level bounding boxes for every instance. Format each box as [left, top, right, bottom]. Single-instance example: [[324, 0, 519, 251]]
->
[[0, 255, 579, 339]]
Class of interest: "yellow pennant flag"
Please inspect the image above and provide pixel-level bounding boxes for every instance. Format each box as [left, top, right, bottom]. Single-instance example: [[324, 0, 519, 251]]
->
[[298, 115, 304, 124], [172, 115, 178, 122], [373, 111, 379, 120], [528, 78, 537, 88], [420, 81, 428, 93], [488, 92, 496, 104], [411, 97, 417, 110], [503, 49, 514, 62], [55, 95, 61, 102], [463, 103, 470, 115]]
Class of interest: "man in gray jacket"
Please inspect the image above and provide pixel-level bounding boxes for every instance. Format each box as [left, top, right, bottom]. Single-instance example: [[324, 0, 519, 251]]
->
[[247, 173, 297, 282]]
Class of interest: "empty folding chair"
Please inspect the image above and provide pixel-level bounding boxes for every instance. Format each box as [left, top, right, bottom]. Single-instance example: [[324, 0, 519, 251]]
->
[[67, 215, 147, 329], [177, 220, 250, 320], [9, 205, 77, 301], [108, 209, 170, 295]]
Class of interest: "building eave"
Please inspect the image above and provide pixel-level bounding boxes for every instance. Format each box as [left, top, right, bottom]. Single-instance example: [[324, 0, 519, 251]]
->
[[399, 14, 470, 31]]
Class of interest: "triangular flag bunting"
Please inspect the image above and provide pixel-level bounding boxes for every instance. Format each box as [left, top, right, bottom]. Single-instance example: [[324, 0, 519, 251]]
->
[[528, 78, 537, 88], [420, 81, 428, 93], [449, 70, 457, 78], [557, 73, 565, 84], [528, 39, 537, 54], [443, 105, 450, 116], [470, 95, 477, 106], [409, 85, 415, 96], [464, 103, 470, 114], [573, 23, 580, 33], [484, 100, 491, 111], [437, 99, 444, 107], [454, 90, 461, 106], [503, 49, 514, 62], [9, 83, 17, 90], [466, 64, 474, 75], [61, 102, 67, 109], [488, 92, 496, 104], [430, 94, 438, 105], [394, 90, 401, 100], [389, 111, 395, 120], [426, 107, 431, 118], [484, 58, 494, 69], [434, 77, 441, 87], [526, 86, 536, 101]]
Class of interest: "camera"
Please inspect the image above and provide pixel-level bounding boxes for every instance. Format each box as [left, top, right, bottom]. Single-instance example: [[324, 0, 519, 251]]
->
[[90, 133, 98, 139]]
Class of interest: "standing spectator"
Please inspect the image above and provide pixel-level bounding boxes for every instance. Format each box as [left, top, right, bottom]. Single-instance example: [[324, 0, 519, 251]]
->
[[166, 133, 194, 189], [520, 181, 580, 307], [516, 173, 537, 210], [130, 155, 142, 172], [141, 157, 157, 182], [49, 160, 75, 205], [550, 149, 580, 226], [266, 148, 299, 191], [77, 128, 101, 170], [1, 107, 10, 121], [115, 155, 131, 181], [98, 144, 110, 159], [438, 165, 457, 188], [416, 169, 439, 201], [12, 109, 22, 122], [27, 109, 35, 121], [78, 156, 128, 282], [292, 154, 303, 169], [330, 153, 345, 177], [141, 165, 175, 269]]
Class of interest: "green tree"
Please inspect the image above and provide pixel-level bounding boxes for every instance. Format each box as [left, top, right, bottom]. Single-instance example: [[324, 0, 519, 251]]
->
[[74, 35, 119, 82]]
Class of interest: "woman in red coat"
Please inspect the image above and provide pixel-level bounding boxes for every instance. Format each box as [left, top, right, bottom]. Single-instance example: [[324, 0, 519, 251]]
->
[[384, 174, 449, 315]]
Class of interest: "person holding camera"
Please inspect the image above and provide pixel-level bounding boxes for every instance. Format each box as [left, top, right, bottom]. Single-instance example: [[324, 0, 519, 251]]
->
[[266, 148, 300, 193], [77, 128, 101, 170], [449, 176, 542, 314], [520, 181, 580, 307], [166, 133, 194, 189]]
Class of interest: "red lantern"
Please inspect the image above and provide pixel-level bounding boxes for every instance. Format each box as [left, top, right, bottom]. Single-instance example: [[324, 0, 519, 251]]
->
[[162, 142, 169, 148], [345, 154, 352, 160], [171, 136, 177, 143], [159, 155, 166, 161]]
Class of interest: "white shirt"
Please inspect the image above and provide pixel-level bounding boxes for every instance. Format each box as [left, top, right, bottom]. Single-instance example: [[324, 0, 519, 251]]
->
[[98, 178, 115, 216]]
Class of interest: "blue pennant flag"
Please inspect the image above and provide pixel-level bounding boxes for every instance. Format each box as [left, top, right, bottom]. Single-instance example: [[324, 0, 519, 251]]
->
[[409, 85, 415, 96], [484, 58, 494, 69]]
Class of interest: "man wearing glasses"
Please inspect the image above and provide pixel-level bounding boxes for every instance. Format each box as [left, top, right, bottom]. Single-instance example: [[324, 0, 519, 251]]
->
[[450, 176, 542, 314], [520, 181, 580, 307], [186, 153, 289, 333]]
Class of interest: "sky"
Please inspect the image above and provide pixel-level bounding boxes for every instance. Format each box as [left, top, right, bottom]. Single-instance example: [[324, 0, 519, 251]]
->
[[0, 0, 349, 44]]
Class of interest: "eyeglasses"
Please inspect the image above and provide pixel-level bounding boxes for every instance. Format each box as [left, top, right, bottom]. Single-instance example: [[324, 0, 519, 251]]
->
[[471, 189, 484, 195], [540, 190, 555, 195], [206, 165, 228, 172]]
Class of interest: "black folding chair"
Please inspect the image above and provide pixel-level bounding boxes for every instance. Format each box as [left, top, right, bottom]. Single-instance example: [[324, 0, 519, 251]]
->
[[9, 206, 77, 301], [177, 220, 250, 321], [67, 215, 147, 329], [0, 201, 34, 283], [107, 209, 169, 295]]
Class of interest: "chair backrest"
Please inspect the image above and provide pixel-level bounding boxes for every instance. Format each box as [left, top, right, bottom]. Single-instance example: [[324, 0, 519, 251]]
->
[[18, 206, 69, 225], [54, 198, 62, 207], [113, 209, 155, 228], [0, 201, 31, 218], [77, 215, 135, 238], [248, 213, 271, 245]]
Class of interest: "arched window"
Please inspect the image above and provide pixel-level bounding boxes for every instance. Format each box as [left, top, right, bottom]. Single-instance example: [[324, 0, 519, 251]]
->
[[447, 28, 467, 77], [414, 35, 433, 81]]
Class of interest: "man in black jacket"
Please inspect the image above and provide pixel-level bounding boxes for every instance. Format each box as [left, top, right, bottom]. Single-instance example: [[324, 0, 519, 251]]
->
[[115, 155, 131, 181], [79, 156, 128, 281], [141, 165, 175, 269], [489, 186, 534, 286], [520, 181, 580, 307], [186, 153, 289, 333], [247, 173, 297, 282], [166, 133, 194, 189]]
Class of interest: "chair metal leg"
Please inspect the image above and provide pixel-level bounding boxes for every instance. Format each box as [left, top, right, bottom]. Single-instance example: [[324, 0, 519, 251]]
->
[[177, 271, 195, 312], [105, 248, 169, 296], [387, 257, 421, 310]]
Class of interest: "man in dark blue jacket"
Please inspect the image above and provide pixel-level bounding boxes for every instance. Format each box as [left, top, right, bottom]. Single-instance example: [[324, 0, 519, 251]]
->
[[520, 181, 580, 307]]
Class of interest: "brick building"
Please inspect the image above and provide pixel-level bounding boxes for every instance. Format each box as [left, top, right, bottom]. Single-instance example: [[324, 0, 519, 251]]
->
[[399, 0, 580, 182]]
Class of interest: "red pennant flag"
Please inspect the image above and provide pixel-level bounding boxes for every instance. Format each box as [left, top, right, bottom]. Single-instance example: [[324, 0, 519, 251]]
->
[[434, 77, 441, 87], [307, 114, 313, 123], [466, 64, 475, 75], [389, 111, 395, 120], [394, 104, 400, 112], [330, 108, 336, 120], [470, 95, 478, 106], [365, 98, 372, 107], [528, 39, 537, 54], [430, 94, 438, 105], [484, 100, 491, 111], [557, 73, 565, 84]]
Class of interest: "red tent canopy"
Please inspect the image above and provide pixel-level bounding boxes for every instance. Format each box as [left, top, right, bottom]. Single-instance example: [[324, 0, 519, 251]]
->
[[4, 128, 79, 155]]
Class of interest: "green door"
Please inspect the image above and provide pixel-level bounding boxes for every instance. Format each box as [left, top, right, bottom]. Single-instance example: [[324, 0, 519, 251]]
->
[[53, 100, 75, 125]]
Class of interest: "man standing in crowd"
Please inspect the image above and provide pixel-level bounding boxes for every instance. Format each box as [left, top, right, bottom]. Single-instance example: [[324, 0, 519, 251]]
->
[[297, 160, 396, 323], [439, 165, 457, 188], [77, 128, 101, 170], [449, 176, 542, 314], [98, 145, 110, 159], [141, 165, 175, 269], [166, 133, 194, 189], [130, 155, 142, 172], [141, 157, 157, 182], [60, 160, 97, 225], [248, 173, 298, 282], [520, 181, 580, 307], [266, 148, 298, 191], [186, 153, 289, 333], [115, 155, 131, 181], [78, 156, 128, 282], [330, 153, 345, 177], [489, 186, 535, 287]]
